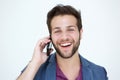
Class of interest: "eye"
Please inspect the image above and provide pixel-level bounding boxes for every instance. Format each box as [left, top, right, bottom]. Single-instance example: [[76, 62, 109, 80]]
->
[[68, 28, 75, 31], [54, 30, 61, 33], [69, 29, 74, 31]]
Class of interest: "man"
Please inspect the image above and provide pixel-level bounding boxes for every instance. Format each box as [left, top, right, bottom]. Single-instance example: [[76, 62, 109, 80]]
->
[[17, 4, 108, 80]]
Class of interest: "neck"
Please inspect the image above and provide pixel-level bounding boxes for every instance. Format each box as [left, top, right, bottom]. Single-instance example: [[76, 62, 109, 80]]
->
[[56, 51, 81, 70], [56, 52, 81, 80]]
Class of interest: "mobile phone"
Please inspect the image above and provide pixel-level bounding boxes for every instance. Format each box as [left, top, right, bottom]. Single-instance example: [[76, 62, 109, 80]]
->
[[47, 42, 52, 56]]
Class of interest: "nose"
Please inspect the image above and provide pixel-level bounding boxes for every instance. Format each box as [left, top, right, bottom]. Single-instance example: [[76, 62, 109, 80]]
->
[[60, 32, 69, 41]]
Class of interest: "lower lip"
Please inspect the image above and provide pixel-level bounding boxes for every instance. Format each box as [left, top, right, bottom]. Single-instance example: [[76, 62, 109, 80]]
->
[[60, 45, 71, 50]]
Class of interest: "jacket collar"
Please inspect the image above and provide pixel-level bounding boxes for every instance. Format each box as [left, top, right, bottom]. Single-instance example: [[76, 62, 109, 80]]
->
[[49, 53, 90, 66], [48, 53, 93, 80], [80, 55, 93, 80], [80, 55, 90, 67], [48, 53, 56, 63]]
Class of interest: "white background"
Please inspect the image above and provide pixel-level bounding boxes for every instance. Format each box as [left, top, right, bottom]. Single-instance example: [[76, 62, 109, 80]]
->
[[0, 0, 120, 80]]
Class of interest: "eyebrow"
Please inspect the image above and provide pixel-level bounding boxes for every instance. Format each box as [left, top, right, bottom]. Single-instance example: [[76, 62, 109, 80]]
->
[[67, 25, 76, 28], [53, 27, 60, 30], [53, 25, 76, 30]]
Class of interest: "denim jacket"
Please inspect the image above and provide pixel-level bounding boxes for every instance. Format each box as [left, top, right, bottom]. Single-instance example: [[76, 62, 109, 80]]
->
[[34, 53, 108, 80]]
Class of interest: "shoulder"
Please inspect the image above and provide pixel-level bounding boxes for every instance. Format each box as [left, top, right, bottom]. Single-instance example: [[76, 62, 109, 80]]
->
[[80, 55, 108, 80], [35, 53, 56, 72], [34, 54, 56, 80], [80, 55, 106, 70]]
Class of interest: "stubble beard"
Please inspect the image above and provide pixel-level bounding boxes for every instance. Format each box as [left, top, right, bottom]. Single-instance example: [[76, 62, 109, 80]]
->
[[52, 36, 80, 59]]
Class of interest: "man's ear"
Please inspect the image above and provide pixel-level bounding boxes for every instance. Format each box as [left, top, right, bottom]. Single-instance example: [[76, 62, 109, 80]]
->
[[80, 28, 83, 39]]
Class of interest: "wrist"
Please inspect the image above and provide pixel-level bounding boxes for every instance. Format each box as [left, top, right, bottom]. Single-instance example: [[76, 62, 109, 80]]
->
[[30, 59, 43, 67]]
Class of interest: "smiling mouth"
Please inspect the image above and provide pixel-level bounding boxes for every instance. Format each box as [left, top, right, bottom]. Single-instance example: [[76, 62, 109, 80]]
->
[[60, 43, 72, 47]]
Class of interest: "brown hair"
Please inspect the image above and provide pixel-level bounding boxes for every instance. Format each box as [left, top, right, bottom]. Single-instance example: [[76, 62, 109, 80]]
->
[[47, 4, 82, 34]]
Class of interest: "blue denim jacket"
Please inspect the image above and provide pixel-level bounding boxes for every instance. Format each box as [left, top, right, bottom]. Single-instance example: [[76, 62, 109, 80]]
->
[[34, 53, 108, 80]]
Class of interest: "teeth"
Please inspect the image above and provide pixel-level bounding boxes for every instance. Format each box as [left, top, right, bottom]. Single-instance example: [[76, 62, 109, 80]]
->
[[60, 43, 71, 46]]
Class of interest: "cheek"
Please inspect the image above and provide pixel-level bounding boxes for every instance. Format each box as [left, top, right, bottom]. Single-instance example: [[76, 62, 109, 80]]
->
[[51, 34, 59, 44], [73, 32, 80, 41]]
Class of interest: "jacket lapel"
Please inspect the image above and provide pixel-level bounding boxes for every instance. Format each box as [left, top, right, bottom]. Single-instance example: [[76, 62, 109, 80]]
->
[[82, 66, 93, 80], [45, 54, 56, 80], [80, 55, 93, 80]]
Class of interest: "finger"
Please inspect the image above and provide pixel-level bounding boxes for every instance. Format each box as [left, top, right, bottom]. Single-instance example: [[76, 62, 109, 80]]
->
[[38, 36, 51, 45], [35, 37, 51, 51]]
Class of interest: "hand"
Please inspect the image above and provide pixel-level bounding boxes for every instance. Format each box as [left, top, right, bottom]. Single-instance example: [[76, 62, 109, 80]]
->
[[31, 36, 51, 65], [17, 37, 52, 80]]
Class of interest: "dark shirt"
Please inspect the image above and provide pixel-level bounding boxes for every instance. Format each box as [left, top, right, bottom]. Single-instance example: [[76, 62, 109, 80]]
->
[[56, 63, 82, 80]]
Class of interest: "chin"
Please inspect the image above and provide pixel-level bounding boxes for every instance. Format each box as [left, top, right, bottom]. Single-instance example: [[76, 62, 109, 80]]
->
[[58, 51, 75, 59]]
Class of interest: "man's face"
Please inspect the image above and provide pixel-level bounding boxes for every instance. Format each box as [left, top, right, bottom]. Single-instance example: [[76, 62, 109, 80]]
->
[[51, 15, 82, 59]]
